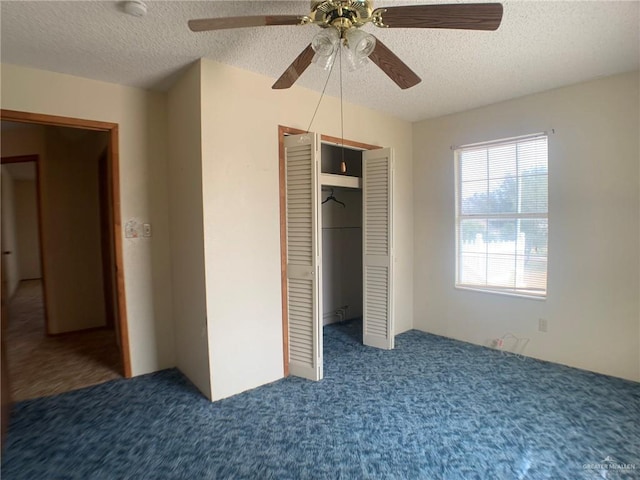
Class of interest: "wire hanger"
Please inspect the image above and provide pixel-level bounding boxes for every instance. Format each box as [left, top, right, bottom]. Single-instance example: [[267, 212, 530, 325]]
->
[[322, 188, 345, 208]]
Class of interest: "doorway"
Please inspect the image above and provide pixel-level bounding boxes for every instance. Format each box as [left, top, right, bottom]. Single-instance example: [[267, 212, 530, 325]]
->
[[0, 109, 131, 401]]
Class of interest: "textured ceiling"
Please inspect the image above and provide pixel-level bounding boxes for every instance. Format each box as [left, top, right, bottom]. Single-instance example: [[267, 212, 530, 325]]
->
[[1, 1, 638, 122]]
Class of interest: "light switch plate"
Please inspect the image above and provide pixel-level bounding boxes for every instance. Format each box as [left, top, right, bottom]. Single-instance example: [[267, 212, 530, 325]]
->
[[125, 220, 138, 238]]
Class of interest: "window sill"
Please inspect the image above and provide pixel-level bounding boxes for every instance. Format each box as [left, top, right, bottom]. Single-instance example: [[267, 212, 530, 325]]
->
[[455, 285, 547, 301]]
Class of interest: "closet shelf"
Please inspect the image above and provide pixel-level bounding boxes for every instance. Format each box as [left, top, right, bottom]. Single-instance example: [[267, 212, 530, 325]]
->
[[320, 173, 361, 189]]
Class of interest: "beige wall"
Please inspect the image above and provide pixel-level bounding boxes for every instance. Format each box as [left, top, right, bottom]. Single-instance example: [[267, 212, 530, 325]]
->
[[1, 64, 175, 374], [14, 179, 41, 279], [166, 62, 211, 399], [1, 167, 20, 297], [41, 127, 107, 333], [199, 59, 414, 400], [413, 71, 640, 381]]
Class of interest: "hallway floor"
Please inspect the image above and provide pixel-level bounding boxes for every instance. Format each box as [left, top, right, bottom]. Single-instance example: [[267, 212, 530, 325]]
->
[[6, 280, 122, 401]]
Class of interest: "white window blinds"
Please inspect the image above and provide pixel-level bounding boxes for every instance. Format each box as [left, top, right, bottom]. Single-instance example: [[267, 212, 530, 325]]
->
[[455, 134, 548, 298]]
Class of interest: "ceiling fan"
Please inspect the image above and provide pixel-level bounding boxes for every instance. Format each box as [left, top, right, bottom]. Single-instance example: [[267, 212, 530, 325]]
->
[[189, 1, 503, 90]]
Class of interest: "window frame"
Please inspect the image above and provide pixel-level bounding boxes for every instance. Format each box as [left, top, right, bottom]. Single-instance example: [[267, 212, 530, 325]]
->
[[454, 133, 549, 299]]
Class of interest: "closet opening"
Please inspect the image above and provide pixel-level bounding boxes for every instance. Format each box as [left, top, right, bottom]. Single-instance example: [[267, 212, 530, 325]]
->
[[279, 125, 393, 381], [320, 143, 363, 345]]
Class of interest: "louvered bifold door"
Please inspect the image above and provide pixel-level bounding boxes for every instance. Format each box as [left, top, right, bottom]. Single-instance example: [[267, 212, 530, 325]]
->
[[284, 133, 323, 381], [362, 148, 394, 350]]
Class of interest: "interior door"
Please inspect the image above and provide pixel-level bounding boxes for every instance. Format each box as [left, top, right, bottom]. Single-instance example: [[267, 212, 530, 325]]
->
[[284, 133, 323, 381], [362, 147, 394, 349]]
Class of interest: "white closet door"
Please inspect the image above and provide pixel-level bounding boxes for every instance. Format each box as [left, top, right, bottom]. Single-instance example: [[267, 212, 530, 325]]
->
[[362, 147, 394, 349], [285, 133, 323, 381]]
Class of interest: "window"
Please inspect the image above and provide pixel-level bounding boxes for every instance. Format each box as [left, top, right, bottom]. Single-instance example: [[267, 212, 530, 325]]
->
[[455, 134, 548, 298]]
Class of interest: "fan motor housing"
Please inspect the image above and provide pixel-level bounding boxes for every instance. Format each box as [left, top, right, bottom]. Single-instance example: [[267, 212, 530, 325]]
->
[[310, 0, 373, 29]]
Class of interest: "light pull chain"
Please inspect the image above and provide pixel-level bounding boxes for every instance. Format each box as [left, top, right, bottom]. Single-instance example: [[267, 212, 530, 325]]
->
[[339, 42, 346, 174]]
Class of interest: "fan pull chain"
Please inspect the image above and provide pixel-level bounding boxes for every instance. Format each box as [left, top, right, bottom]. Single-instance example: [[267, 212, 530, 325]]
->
[[339, 43, 346, 174], [306, 52, 337, 134]]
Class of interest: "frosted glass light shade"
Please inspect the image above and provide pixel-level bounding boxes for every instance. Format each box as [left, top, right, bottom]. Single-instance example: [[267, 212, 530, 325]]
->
[[312, 28, 340, 56], [312, 51, 337, 70], [344, 29, 376, 71], [345, 29, 376, 58]]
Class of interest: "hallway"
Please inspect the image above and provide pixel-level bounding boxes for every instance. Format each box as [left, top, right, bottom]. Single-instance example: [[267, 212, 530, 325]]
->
[[6, 280, 122, 401]]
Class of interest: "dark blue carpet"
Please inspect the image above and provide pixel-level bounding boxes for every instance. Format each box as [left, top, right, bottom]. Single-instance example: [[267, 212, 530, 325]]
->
[[2, 320, 639, 479]]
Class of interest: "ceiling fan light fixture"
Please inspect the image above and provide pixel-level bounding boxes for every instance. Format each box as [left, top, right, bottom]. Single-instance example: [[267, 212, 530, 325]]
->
[[343, 29, 376, 71], [312, 50, 337, 70], [311, 28, 340, 56], [189, 1, 504, 90], [344, 48, 369, 72], [345, 29, 376, 58]]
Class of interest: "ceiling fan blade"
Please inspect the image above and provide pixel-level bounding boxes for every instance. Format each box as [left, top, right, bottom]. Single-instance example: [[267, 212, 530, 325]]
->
[[372, 3, 503, 31], [368, 37, 421, 90], [188, 15, 306, 32], [272, 44, 316, 89]]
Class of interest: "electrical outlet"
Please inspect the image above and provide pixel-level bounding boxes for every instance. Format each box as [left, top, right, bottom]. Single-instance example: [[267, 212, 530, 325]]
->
[[538, 318, 548, 333], [143, 223, 151, 237]]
